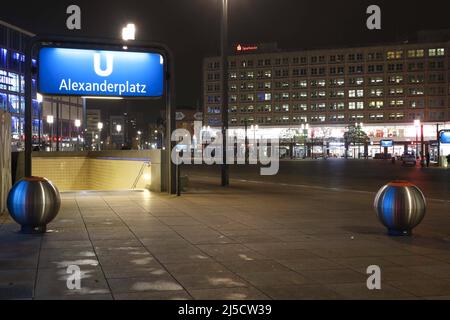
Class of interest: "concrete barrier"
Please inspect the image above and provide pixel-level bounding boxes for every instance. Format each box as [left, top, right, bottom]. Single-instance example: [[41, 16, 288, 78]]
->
[[0, 110, 12, 214]]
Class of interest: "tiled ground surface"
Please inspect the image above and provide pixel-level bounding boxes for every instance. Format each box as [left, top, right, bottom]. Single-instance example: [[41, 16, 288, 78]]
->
[[1, 177, 450, 300]]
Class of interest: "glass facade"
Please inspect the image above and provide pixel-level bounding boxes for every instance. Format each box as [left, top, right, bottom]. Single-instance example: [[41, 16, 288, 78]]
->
[[0, 22, 37, 151], [0, 22, 83, 152]]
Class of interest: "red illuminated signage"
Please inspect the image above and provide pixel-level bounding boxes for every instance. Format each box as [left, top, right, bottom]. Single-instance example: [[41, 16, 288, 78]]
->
[[236, 44, 258, 52]]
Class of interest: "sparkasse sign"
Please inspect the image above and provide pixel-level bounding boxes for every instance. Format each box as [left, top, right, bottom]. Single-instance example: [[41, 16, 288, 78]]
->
[[236, 44, 258, 52], [38, 47, 164, 97]]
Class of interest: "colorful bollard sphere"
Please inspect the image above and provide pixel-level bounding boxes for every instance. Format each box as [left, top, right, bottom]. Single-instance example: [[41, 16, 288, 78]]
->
[[374, 181, 426, 236], [7, 177, 61, 234]]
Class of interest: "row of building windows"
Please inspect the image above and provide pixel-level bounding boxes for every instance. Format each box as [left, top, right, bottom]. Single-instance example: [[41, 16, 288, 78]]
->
[[206, 98, 445, 114], [206, 48, 447, 70], [206, 74, 448, 92], [207, 86, 446, 103], [207, 61, 447, 81]]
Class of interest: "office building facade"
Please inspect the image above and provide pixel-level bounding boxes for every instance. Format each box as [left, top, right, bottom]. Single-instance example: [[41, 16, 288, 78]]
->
[[203, 37, 450, 158]]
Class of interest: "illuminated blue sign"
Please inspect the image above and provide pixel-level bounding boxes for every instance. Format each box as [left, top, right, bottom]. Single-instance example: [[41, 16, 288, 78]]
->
[[380, 139, 393, 148], [439, 131, 450, 144], [38, 47, 164, 97]]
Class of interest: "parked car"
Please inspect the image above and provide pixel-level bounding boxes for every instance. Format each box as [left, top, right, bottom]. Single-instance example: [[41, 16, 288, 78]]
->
[[374, 153, 392, 160], [401, 154, 416, 166]]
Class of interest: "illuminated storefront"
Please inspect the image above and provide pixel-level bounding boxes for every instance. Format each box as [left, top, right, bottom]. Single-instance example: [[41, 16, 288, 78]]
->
[[1, 20, 83, 151], [205, 122, 450, 159], [0, 21, 38, 150]]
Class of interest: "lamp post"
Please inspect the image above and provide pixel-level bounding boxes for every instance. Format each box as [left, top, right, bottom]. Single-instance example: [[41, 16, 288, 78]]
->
[[75, 119, 81, 151], [137, 130, 142, 150], [244, 119, 249, 163], [253, 124, 258, 146], [37, 94, 43, 150], [301, 123, 309, 158], [46, 115, 54, 152], [220, 0, 229, 186], [116, 124, 122, 149], [414, 119, 420, 159], [249, 124, 258, 160], [359, 122, 364, 159], [97, 122, 103, 151]]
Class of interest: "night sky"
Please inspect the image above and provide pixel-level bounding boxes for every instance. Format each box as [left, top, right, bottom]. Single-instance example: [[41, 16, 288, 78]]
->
[[1, 0, 450, 120]]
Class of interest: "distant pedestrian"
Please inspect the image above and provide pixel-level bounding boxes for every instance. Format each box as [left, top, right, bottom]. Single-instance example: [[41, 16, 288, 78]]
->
[[426, 152, 430, 167]]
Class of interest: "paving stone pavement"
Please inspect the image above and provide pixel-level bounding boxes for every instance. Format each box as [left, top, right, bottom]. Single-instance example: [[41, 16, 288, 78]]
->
[[1, 177, 450, 300]]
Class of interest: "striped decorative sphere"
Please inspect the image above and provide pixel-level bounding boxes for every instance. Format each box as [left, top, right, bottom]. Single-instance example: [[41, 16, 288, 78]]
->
[[374, 181, 426, 236], [7, 177, 61, 234]]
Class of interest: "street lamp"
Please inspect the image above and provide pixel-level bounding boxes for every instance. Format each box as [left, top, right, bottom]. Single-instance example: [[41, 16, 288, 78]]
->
[[357, 122, 364, 158], [122, 23, 136, 41], [220, 0, 229, 187], [37, 94, 43, 149], [414, 119, 421, 159], [47, 115, 54, 152], [97, 122, 103, 151], [137, 130, 142, 150], [75, 119, 81, 151], [116, 124, 122, 133], [253, 125, 259, 156], [301, 123, 309, 158]]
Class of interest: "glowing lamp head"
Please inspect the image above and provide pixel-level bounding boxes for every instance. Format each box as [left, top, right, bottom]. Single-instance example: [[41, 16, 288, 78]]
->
[[74, 119, 81, 128], [46, 115, 54, 124], [122, 23, 136, 41]]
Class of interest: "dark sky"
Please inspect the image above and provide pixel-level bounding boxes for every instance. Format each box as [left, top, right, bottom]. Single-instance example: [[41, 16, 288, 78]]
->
[[2, 0, 450, 116]]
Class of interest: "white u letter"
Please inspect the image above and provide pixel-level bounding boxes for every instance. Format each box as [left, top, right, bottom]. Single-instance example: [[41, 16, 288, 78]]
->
[[93, 53, 113, 77]]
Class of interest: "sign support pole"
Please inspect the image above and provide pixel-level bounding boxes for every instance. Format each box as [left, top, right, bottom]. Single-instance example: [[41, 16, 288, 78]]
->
[[166, 61, 177, 195], [24, 40, 33, 177]]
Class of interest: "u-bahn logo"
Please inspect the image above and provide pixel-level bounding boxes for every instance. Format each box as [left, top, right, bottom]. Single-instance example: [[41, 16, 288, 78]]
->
[[93, 53, 114, 77]]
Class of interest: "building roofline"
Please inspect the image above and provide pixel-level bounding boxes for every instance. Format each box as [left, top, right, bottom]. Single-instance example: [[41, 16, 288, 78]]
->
[[0, 19, 35, 37], [203, 38, 450, 61]]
